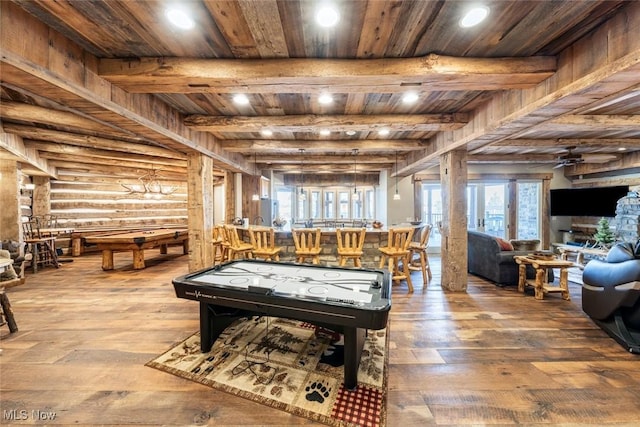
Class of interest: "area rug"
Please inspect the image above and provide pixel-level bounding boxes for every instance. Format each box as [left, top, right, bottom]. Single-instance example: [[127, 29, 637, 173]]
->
[[147, 316, 388, 427]]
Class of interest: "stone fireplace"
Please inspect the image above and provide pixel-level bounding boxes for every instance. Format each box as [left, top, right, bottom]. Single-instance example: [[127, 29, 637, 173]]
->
[[613, 190, 640, 243]]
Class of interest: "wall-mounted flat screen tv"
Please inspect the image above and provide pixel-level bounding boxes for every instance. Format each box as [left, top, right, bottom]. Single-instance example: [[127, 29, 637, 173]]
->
[[550, 186, 629, 217]]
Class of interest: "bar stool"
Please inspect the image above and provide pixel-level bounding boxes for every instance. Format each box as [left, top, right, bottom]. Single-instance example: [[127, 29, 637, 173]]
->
[[336, 228, 366, 267], [408, 224, 433, 287], [22, 219, 59, 273], [249, 227, 282, 261], [212, 225, 225, 265], [378, 227, 415, 292], [223, 225, 253, 260], [292, 228, 322, 264]]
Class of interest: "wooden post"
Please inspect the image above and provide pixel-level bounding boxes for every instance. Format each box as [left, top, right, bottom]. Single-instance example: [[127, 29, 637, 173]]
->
[[508, 180, 517, 240], [224, 171, 235, 224], [541, 178, 551, 249], [0, 160, 21, 241], [440, 150, 468, 292], [31, 176, 51, 218], [413, 176, 422, 221], [187, 153, 215, 272]]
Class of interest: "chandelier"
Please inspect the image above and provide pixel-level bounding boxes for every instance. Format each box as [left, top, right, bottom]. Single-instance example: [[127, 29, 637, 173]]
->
[[352, 148, 359, 201], [122, 169, 176, 198], [298, 148, 306, 201]]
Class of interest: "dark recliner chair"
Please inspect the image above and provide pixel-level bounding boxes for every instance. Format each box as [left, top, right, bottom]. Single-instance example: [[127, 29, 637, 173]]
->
[[582, 242, 640, 354]]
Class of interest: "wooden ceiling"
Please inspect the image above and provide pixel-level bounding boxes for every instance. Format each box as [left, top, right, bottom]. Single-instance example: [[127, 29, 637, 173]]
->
[[1, 0, 639, 181]]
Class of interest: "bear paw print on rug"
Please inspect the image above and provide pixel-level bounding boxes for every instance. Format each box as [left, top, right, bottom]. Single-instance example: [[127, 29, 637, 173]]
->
[[305, 380, 332, 403]]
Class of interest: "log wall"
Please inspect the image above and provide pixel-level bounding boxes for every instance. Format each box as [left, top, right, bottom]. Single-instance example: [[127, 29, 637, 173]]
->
[[25, 169, 189, 252]]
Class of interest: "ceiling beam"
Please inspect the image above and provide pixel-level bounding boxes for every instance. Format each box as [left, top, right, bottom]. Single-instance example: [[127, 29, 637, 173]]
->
[[0, 101, 135, 140], [254, 154, 398, 164], [24, 141, 186, 169], [261, 163, 390, 173], [0, 131, 56, 177], [38, 152, 185, 174], [220, 139, 429, 153], [2, 123, 187, 159], [488, 138, 640, 148], [549, 114, 640, 128], [184, 114, 469, 132], [98, 54, 557, 94]]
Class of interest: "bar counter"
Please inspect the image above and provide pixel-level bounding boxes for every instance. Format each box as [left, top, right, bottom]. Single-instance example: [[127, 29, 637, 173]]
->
[[234, 223, 424, 268]]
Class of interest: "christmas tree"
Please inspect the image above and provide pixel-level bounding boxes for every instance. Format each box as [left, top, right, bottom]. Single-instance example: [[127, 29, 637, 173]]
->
[[593, 217, 616, 248]]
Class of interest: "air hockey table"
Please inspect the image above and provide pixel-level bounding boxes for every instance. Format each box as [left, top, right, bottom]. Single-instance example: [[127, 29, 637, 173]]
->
[[172, 259, 392, 390]]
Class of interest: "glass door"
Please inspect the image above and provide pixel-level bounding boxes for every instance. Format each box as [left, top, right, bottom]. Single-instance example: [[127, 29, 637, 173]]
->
[[467, 183, 507, 237], [421, 184, 443, 250], [517, 182, 541, 239]]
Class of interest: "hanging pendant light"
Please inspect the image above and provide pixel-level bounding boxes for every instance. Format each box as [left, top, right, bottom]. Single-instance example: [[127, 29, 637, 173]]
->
[[251, 152, 260, 201], [352, 148, 359, 200], [298, 148, 306, 201], [393, 151, 401, 200]]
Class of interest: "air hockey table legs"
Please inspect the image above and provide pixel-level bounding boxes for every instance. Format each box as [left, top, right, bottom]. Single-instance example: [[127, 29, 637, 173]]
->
[[199, 302, 368, 390]]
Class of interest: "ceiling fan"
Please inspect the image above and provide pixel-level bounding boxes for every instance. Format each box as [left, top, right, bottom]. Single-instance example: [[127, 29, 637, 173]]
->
[[554, 146, 618, 168], [554, 146, 583, 168]]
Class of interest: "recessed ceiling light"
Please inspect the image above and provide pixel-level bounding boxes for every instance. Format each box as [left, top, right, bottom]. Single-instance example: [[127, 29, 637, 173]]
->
[[378, 129, 390, 136], [459, 6, 489, 28], [320, 129, 331, 136], [233, 94, 250, 105], [318, 93, 333, 104], [346, 130, 356, 136], [402, 92, 419, 104], [316, 5, 340, 27], [165, 7, 195, 30], [261, 129, 273, 137], [618, 147, 627, 151]]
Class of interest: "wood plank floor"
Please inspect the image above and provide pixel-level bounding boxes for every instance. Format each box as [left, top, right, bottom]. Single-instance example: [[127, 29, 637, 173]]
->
[[2, 249, 640, 426]]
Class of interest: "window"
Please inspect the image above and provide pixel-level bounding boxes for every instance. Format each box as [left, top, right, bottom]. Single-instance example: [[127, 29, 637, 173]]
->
[[324, 191, 335, 219], [274, 185, 375, 223], [338, 191, 349, 219], [310, 190, 321, 219]]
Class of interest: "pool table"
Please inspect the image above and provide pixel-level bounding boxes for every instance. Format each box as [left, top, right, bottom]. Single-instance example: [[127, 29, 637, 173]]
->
[[85, 228, 188, 270]]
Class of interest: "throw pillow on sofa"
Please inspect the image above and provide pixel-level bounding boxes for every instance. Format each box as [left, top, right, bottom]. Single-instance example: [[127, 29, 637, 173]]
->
[[495, 237, 514, 251]]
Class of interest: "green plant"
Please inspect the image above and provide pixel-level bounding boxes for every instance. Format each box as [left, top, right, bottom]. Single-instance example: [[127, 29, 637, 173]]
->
[[593, 217, 616, 248]]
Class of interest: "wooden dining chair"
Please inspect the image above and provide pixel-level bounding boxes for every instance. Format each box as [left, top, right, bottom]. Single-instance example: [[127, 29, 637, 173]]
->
[[378, 227, 415, 292], [249, 227, 282, 261], [292, 228, 322, 264], [408, 224, 433, 287], [336, 227, 366, 267], [223, 225, 253, 260]]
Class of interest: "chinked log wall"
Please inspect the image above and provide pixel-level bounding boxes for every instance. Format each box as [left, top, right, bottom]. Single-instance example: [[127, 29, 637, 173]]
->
[[38, 170, 188, 254]]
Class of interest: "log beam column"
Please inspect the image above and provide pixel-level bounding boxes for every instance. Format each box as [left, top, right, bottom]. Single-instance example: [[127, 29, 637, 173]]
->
[[440, 150, 468, 292], [0, 160, 21, 241], [187, 153, 215, 272]]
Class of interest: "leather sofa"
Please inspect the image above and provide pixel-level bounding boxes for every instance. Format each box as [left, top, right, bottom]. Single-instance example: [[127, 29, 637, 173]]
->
[[467, 230, 553, 286], [582, 242, 640, 353]]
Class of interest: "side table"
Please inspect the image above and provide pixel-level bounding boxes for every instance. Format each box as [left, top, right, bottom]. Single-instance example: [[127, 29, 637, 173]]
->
[[514, 255, 575, 300]]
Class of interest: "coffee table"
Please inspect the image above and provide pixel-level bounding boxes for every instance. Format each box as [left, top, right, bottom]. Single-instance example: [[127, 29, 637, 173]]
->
[[514, 255, 575, 300]]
